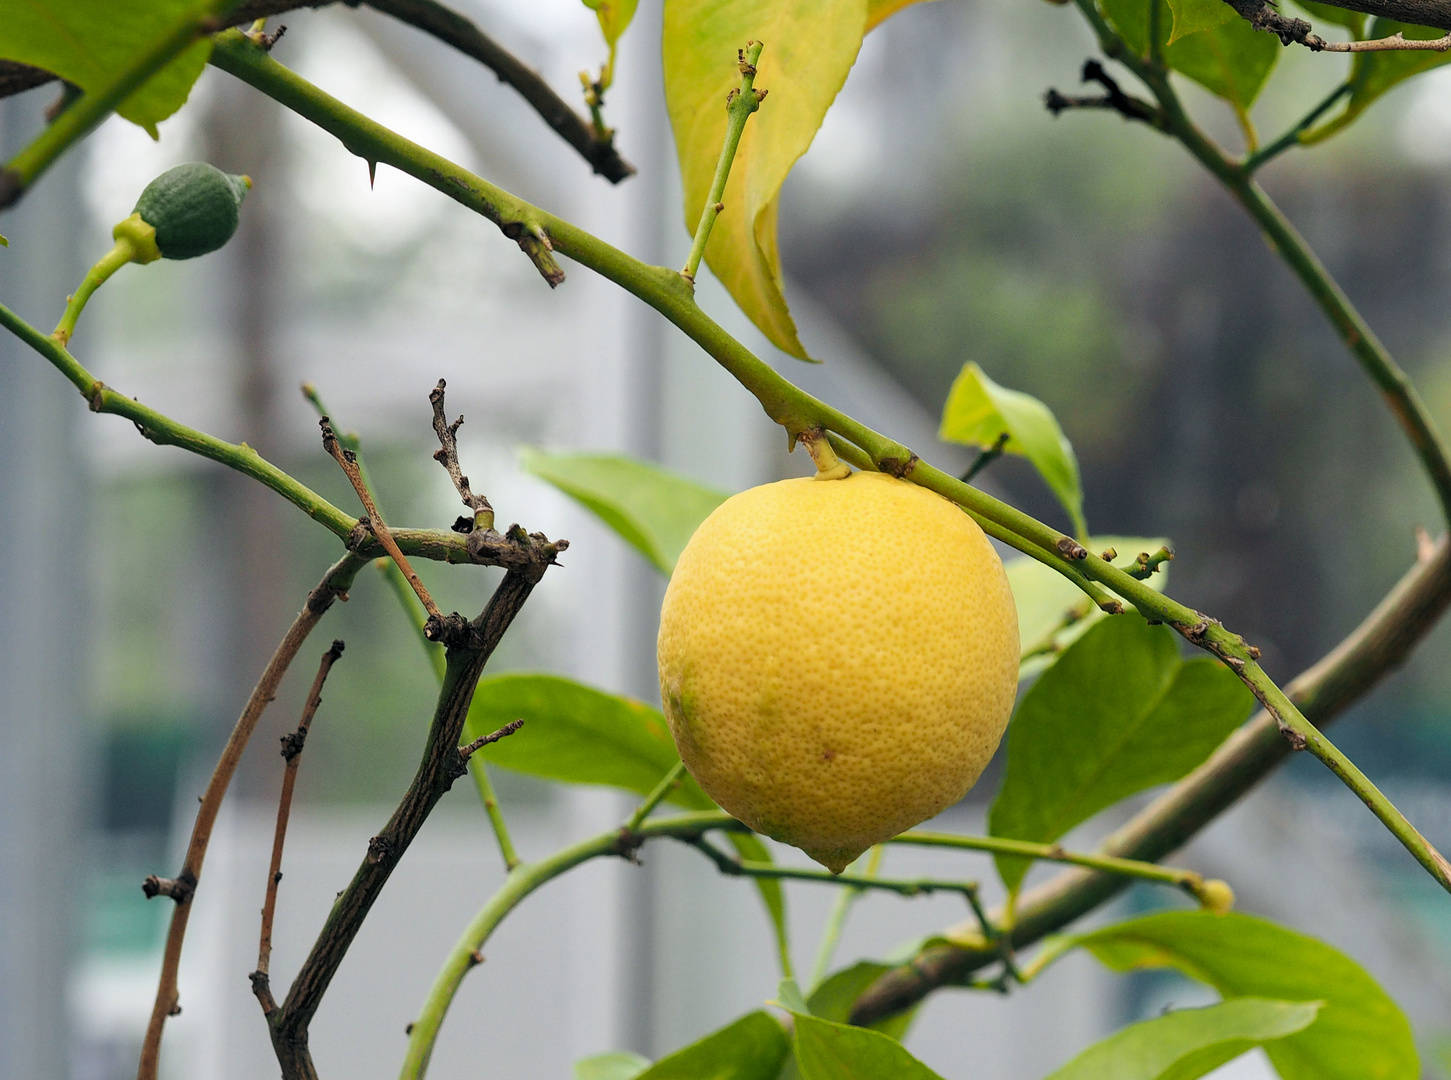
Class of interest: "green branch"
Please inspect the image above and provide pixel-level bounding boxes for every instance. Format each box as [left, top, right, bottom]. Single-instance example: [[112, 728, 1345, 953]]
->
[[681, 40, 766, 284], [399, 812, 747, 1080], [0, 0, 242, 210], [891, 830, 1214, 895], [198, 28, 1451, 896], [1073, 0, 1451, 529], [810, 846, 883, 990], [0, 299, 499, 567], [1242, 81, 1351, 173]]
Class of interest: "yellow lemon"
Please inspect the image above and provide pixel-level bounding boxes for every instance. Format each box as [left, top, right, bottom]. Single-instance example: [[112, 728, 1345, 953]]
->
[[657, 470, 1020, 872]]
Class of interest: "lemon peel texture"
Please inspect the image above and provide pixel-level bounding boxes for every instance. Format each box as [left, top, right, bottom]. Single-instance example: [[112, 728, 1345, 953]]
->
[[657, 470, 1020, 872]]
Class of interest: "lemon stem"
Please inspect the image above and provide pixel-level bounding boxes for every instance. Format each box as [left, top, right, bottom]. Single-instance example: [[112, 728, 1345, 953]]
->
[[801, 428, 851, 480], [52, 239, 134, 346]]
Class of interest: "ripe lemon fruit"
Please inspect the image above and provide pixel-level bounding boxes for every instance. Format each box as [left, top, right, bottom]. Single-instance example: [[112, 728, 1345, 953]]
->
[[657, 469, 1020, 872]]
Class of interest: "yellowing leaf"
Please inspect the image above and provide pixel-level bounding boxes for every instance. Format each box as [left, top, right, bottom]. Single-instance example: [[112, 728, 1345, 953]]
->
[[865, 0, 936, 31], [664, 0, 868, 359], [0, 0, 216, 135]]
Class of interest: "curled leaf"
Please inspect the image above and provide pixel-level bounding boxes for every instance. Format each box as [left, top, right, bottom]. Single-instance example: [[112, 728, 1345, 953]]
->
[[664, 0, 868, 359]]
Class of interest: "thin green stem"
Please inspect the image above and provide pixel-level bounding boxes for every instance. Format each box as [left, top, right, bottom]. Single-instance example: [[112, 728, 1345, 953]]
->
[[688, 837, 980, 901], [0, 0, 241, 209], [626, 761, 688, 831], [681, 40, 765, 284], [0, 299, 489, 566], [53, 240, 133, 345], [891, 831, 1202, 891], [1073, 0, 1451, 529], [210, 29, 1451, 895], [1242, 81, 1351, 174], [399, 812, 744, 1080], [809, 845, 883, 990]]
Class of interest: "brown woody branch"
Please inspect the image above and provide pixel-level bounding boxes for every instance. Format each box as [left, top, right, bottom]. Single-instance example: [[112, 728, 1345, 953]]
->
[[252, 639, 345, 1017], [265, 528, 564, 1080], [850, 532, 1451, 1025], [429, 379, 494, 528], [458, 718, 524, 761], [1046, 60, 1166, 128], [321, 416, 443, 626], [137, 554, 365, 1080], [0, 0, 633, 184]]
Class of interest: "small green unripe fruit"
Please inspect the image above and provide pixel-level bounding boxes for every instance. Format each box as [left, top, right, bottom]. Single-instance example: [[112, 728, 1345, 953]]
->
[[1195, 878, 1235, 914], [133, 162, 251, 260]]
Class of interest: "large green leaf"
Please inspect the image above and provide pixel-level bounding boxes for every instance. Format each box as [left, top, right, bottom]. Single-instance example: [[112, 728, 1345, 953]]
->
[[1045, 998, 1321, 1080], [663, 0, 868, 359], [1075, 912, 1418, 1080], [520, 448, 727, 576], [576, 1051, 652, 1080], [1010, 535, 1171, 680], [940, 362, 1086, 538], [0, 0, 216, 135], [1165, 0, 1235, 43], [465, 673, 790, 974], [636, 1012, 789, 1080], [807, 962, 918, 1042], [1101, 0, 1280, 110], [466, 673, 712, 805], [988, 615, 1253, 895], [792, 1013, 944, 1080]]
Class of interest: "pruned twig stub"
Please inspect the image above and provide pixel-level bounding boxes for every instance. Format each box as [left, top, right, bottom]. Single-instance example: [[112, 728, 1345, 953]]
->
[[429, 379, 494, 527], [1046, 60, 1164, 127]]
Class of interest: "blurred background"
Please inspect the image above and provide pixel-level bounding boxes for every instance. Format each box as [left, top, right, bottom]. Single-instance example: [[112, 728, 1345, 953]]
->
[[3, 0, 1451, 1076]]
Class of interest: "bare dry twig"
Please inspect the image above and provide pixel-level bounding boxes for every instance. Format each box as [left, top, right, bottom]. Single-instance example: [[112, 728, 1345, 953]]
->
[[136, 554, 364, 1080], [252, 639, 345, 1016], [320, 416, 442, 624], [429, 379, 494, 529]]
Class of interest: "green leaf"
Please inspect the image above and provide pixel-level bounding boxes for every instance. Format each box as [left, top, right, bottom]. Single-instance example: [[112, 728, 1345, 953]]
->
[[582, 0, 639, 48], [636, 1011, 789, 1080], [1288, 0, 1365, 34], [791, 1013, 944, 1080], [1010, 535, 1171, 680], [1335, 20, 1451, 131], [663, 0, 868, 359], [1100, 0, 1279, 110], [1045, 997, 1321, 1080], [988, 615, 1253, 895], [465, 673, 712, 806], [465, 673, 791, 976], [576, 1051, 653, 1080], [1165, 0, 1235, 44], [520, 448, 727, 576], [939, 362, 1086, 537], [0, 0, 214, 135], [775, 977, 811, 1014], [1075, 912, 1418, 1080], [807, 962, 918, 1042]]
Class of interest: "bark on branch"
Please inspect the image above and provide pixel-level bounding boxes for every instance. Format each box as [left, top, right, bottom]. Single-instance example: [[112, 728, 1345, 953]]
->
[[265, 529, 563, 1080]]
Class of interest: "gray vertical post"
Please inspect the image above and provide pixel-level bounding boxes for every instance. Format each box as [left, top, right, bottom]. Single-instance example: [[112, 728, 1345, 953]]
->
[[0, 93, 86, 1079]]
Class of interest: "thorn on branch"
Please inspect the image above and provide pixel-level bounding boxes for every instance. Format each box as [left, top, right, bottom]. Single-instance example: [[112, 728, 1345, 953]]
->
[[449, 719, 525, 779]]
